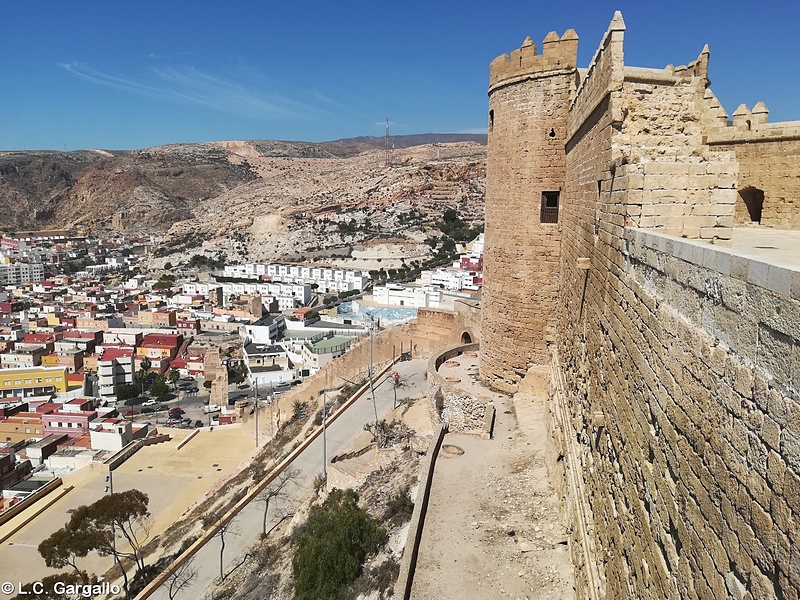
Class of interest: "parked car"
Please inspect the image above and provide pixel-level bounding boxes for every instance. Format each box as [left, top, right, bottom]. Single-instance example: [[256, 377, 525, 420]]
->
[[142, 399, 158, 407], [166, 418, 182, 426], [123, 409, 139, 416], [168, 407, 184, 416], [194, 420, 204, 428], [141, 407, 155, 414]]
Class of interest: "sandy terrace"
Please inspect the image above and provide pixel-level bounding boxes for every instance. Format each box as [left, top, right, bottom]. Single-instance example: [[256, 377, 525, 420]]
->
[[411, 352, 575, 599]]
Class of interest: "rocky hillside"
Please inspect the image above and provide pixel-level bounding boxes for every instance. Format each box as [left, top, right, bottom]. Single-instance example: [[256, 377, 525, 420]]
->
[[0, 138, 486, 271]]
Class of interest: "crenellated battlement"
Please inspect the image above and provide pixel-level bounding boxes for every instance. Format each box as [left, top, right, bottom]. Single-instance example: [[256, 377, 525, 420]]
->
[[489, 29, 578, 89], [665, 44, 710, 80]]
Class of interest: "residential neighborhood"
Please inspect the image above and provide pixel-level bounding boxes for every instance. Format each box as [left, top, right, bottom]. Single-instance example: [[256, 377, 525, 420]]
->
[[0, 228, 484, 517]]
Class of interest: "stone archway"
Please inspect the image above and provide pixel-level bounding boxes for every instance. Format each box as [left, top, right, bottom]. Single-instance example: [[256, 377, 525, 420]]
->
[[461, 331, 473, 344], [736, 186, 765, 224]]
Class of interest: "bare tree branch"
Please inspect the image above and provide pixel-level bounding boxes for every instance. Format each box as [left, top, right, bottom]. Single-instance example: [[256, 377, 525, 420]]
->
[[167, 557, 197, 600]]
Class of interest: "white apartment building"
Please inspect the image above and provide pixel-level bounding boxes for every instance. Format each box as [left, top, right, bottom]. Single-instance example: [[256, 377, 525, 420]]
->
[[183, 281, 310, 311], [84, 257, 128, 276], [0, 262, 45, 286], [223, 263, 369, 293], [373, 284, 442, 308], [96, 346, 135, 397], [420, 268, 478, 292], [242, 314, 287, 344], [90, 419, 133, 452]]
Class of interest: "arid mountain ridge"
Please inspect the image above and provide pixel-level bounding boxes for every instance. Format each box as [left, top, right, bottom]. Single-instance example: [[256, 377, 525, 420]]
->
[[0, 135, 486, 271]]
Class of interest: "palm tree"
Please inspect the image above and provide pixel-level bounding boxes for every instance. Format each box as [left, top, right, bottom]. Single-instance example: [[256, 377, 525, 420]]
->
[[169, 367, 180, 391], [137, 356, 152, 394]]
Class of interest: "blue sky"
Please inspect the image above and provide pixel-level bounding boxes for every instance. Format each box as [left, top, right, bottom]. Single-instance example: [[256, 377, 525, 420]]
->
[[2, 1, 798, 151]]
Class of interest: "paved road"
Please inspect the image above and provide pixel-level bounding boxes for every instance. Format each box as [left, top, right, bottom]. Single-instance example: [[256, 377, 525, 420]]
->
[[151, 358, 428, 600]]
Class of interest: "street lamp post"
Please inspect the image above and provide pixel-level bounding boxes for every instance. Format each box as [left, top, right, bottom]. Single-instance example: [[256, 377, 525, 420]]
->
[[367, 313, 378, 426], [322, 387, 327, 488], [254, 380, 259, 448], [104, 470, 119, 571]]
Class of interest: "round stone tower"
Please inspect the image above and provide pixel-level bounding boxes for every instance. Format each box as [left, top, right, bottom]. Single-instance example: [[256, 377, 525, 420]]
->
[[479, 30, 578, 392]]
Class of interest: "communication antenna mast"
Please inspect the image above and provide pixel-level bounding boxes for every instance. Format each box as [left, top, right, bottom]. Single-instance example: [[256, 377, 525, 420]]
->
[[432, 136, 441, 160], [385, 118, 391, 168]]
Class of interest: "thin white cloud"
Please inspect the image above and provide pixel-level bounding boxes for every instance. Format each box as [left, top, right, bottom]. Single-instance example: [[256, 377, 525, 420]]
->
[[150, 65, 312, 119], [57, 61, 319, 121], [57, 62, 164, 97]]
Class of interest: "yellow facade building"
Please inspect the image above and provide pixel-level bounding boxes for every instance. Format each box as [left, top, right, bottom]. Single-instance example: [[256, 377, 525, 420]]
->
[[0, 366, 69, 397]]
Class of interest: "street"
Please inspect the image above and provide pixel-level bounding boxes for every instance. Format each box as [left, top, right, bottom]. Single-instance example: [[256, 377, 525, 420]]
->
[[149, 358, 427, 600]]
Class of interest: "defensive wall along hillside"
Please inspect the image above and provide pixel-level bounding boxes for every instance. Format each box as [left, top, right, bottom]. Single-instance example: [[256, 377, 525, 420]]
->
[[481, 11, 800, 600]]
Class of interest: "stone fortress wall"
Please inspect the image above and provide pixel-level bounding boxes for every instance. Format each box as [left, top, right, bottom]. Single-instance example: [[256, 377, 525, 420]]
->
[[481, 11, 800, 600]]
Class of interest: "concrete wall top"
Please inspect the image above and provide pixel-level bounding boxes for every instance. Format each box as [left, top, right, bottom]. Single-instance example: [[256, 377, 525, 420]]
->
[[626, 228, 800, 300]]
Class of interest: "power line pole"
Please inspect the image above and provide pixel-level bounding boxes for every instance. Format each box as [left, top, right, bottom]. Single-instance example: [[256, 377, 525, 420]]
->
[[385, 118, 390, 168], [368, 314, 379, 426]]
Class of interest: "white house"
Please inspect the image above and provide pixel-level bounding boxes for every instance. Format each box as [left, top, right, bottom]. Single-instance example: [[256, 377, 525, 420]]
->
[[373, 284, 442, 308], [89, 419, 133, 452]]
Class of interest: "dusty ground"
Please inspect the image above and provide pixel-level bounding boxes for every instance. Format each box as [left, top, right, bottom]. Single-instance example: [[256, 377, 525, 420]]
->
[[0, 426, 257, 587], [409, 362, 575, 600]]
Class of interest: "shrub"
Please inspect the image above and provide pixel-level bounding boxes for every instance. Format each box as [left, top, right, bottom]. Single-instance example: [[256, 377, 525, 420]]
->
[[293, 489, 386, 600], [292, 400, 309, 420], [116, 383, 140, 403], [384, 487, 415, 526]]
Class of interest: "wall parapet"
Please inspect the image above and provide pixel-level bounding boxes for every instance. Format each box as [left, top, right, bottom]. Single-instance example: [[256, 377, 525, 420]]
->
[[706, 120, 800, 145], [426, 342, 481, 432], [568, 11, 625, 140], [489, 30, 577, 91], [626, 228, 799, 299]]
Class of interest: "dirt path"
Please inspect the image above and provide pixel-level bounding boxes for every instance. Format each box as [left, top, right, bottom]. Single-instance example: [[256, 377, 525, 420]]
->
[[409, 375, 575, 599]]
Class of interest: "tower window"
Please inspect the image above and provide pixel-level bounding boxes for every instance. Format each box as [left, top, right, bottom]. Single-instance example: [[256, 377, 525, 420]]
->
[[541, 191, 560, 223], [489, 109, 494, 132]]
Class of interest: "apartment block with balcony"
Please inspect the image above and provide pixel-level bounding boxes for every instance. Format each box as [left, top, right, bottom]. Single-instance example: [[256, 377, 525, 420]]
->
[[0, 366, 69, 398], [96, 346, 134, 397]]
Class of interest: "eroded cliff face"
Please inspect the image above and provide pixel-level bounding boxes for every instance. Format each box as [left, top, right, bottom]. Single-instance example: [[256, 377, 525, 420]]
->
[[0, 144, 256, 232], [0, 140, 486, 270]]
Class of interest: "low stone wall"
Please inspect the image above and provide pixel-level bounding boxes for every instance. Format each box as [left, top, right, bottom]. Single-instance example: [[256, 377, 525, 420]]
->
[[102, 440, 144, 471], [426, 343, 482, 432], [0, 477, 63, 529], [393, 423, 447, 600]]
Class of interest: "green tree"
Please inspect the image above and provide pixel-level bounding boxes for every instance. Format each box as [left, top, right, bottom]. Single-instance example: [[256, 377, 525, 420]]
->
[[37, 526, 102, 583], [40, 490, 151, 598], [169, 367, 181, 391], [292, 488, 386, 600], [149, 374, 169, 398], [116, 383, 140, 404]]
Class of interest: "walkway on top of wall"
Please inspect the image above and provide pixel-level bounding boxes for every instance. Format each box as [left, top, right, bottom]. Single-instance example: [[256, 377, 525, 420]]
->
[[628, 227, 800, 300], [409, 351, 574, 599], [725, 228, 800, 268]]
